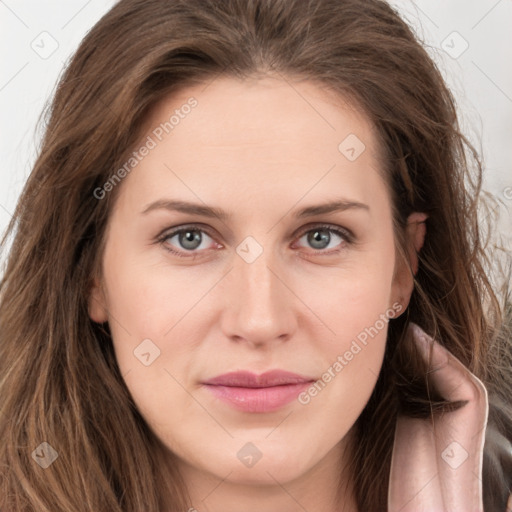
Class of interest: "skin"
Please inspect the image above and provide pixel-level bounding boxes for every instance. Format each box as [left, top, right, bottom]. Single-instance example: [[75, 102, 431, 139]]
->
[[88, 75, 426, 512]]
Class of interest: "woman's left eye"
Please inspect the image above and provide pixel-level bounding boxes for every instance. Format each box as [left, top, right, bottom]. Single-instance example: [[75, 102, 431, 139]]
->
[[157, 224, 352, 258], [294, 225, 351, 253]]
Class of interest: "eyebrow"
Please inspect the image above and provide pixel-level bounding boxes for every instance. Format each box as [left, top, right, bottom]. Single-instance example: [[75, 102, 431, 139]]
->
[[141, 198, 369, 220]]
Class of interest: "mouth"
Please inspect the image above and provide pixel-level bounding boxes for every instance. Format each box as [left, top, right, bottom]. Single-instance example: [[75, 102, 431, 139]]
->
[[201, 370, 316, 413]]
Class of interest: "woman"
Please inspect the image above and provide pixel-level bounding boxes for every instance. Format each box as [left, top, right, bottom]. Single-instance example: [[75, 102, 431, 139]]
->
[[0, 0, 510, 510]]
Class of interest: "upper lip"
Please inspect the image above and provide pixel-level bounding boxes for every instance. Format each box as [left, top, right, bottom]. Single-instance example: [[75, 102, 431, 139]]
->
[[202, 370, 316, 388]]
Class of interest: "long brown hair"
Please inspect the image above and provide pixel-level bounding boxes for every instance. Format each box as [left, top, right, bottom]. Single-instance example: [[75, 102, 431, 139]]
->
[[1, 0, 510, 510]]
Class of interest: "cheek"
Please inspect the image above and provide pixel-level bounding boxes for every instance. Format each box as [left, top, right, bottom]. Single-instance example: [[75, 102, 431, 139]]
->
[[295, 246, 395, 422], [101, 244, 212, 357], [302, 248, 396, 343], [297, 310, 389, 444]]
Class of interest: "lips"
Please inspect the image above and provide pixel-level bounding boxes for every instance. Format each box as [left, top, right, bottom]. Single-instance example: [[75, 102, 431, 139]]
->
[[201, 370, 315, 413]]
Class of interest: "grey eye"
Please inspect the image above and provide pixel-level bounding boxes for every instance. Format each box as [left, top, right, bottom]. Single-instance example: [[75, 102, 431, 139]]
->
[[166, 229, 213, 251], [297, 227, 346, 251], [307, 229, 332, 249]]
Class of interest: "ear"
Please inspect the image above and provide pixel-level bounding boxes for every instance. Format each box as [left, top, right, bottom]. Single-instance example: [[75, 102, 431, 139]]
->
[[406, 212, 428, 275], [87, 276, 109, 324], [390, 212, 428, 312]]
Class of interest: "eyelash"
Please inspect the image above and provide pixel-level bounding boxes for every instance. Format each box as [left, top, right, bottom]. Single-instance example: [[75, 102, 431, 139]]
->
[[156, 223, 354, 259]]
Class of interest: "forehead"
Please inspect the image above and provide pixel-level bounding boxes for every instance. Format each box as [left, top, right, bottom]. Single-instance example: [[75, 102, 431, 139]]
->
[[145, 75, 376, 151], [115, 75, 388, 216]]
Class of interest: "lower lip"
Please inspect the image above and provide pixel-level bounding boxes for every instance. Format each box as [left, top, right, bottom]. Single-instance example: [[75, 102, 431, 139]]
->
[[202, 382, 312, 413]]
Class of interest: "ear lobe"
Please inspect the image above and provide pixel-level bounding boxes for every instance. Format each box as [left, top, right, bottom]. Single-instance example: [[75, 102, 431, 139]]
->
[[406, 212, 428, 275], [87, 277, 109, 324]]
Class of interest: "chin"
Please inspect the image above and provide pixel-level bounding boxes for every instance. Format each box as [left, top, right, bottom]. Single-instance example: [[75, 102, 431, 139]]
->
[[216, 459, 307, 486], [205, 443, 315, 485]]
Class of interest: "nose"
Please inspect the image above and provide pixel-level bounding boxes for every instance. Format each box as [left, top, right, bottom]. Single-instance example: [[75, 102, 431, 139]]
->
[[219, 246, 298, 348]]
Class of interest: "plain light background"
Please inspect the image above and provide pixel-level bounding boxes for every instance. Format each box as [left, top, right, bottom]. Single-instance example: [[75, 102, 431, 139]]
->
[[1, 0, 511, 267]]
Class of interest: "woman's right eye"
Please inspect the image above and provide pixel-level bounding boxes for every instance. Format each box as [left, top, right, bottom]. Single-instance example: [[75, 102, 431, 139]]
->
[[157, 226, 219, 258]]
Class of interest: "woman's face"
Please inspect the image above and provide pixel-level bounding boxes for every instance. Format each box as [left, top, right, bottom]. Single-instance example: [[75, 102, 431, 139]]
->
[[89, 76, 418, 492]]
